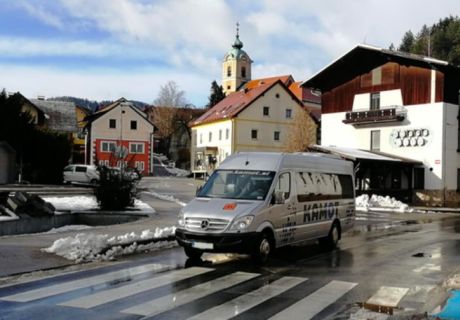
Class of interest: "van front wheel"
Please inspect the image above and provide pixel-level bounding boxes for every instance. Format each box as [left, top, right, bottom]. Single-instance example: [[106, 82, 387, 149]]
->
[[251, 232, 272, 264], [184, 247, 203, 260]]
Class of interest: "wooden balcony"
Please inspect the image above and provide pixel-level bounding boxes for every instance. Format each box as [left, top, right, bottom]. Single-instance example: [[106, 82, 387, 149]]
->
[[343, 106, 406, 125]]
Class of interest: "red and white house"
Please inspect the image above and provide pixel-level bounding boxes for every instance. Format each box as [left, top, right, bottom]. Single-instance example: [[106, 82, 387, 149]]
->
[[84, 98, 155, 175]]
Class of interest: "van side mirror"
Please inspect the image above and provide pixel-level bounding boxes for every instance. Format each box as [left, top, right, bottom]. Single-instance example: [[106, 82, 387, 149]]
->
[[271, 191, 285, 205]]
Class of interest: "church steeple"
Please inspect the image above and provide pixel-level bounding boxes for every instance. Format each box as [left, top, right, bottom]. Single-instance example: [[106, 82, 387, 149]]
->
[[222, 23, 252, 95]]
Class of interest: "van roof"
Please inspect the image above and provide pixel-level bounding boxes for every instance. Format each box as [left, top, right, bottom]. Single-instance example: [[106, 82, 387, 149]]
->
[[218, 152, 353, 175]]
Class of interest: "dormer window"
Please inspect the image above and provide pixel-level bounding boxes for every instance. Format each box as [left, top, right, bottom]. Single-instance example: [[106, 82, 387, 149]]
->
[[370, 92, 380, 110]]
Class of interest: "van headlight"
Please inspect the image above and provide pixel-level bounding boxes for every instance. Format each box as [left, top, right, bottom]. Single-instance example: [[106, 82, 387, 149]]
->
[[177, 212, 185, 227], [229, 215, 254, 231]]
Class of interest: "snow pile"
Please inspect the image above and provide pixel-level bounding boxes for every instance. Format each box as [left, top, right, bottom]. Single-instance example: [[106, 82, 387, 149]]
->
[[45, 225, 92, 234], [42, 227, 176, 262], [43, 196, 153, 212], [444, 274, 460, 289], [356, 194, 413, 213], [166, 167, 190, 177]]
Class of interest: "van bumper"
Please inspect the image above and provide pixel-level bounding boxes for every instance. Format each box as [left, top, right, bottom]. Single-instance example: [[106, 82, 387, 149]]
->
[[175, 229, 259, 253]]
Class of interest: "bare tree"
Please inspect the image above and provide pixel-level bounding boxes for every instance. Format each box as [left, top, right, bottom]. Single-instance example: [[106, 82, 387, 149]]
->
[[285, 108, 317, 152], [154, 81, 187, 107]]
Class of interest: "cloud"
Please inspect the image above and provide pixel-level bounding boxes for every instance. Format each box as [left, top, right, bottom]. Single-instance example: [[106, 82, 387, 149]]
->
[[7, 0, 460, 106], [16, 1, 65, 29]]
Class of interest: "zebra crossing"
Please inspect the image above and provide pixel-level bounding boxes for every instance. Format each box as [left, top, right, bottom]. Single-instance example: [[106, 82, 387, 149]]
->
[[0, 261, 426, 319]]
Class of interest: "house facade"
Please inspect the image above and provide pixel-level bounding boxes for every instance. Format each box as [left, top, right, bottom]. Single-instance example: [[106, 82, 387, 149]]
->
[[84, 99, 155, 175], [303, 44, 460, 206], [190, 77, 317, 174]]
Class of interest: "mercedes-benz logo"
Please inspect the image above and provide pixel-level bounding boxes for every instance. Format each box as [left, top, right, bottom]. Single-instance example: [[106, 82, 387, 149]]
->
[[200, 219, 210, 230]]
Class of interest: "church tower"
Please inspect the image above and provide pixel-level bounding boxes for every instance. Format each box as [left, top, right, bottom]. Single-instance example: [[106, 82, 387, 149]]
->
[[222, 23, 252, 95]]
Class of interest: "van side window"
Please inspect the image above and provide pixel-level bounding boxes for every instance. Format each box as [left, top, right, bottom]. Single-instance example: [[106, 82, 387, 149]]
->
[[295, 171, 354, 202], [275, 172, 290, 199]]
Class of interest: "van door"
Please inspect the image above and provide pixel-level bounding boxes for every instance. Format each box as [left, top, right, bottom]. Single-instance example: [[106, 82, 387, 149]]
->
[[271, 172, 297, 247]]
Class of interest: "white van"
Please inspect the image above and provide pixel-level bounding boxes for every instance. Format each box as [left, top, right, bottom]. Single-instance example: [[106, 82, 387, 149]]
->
[[176, 152, 355, 263]]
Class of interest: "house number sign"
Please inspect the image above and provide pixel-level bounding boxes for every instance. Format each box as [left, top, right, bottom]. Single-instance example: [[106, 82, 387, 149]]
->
[[390, 128, 431, 148]]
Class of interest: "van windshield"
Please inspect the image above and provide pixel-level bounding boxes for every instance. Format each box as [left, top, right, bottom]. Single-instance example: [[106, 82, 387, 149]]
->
[[198, 170, 276, 200]]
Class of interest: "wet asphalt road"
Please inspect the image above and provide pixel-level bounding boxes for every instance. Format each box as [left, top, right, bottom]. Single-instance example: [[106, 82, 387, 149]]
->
[[1, 177, 460, 319], [1, 209, 459, 319]]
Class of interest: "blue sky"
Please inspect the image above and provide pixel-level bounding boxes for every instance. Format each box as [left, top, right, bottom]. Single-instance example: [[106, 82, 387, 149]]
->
[[1, 0, 459, 107]]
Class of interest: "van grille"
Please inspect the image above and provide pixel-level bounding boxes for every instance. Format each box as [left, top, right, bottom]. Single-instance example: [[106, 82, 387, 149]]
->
[[185, 217, 230, 232]]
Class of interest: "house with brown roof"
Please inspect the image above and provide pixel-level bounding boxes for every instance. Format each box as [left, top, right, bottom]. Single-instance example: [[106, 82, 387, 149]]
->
[[190, 76, 317, 174]]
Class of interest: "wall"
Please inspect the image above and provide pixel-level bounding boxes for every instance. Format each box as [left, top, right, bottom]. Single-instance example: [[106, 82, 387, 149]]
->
[[235, 83, 309, 152], [322, 102, 448, 190], [322, 62, 444, 114], [90, 105, 153, 173]]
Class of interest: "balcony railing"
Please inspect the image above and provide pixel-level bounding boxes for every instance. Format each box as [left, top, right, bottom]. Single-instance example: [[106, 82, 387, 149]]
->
[[343, 106, 406, 125]]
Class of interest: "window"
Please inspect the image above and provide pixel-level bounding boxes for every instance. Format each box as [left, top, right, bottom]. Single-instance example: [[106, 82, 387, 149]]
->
[[263, 106, 270, 116], [295, 172, 354, 201], [226, 128, 230, 140], [101, 141, 116, 152], [135, 161, 145, 171], [274, 131, 280, 141], [414, 168, 425, 189], [227, 66, 231, 77], [371, 130, 380, 151], [370, 92, 380, 110], [130, 121, 137, 130], [251, 129, 258, 140], [227, 85, 231, 90], [109, 119, 116, 129], [275, 172, 291, 200], [130, 143, 144, 154], [285, 109, 292, 119], [75, 166, 87, 173], [241, 66, 246, 78], [219, 129, 222, 140], [209, 132, 212, 142], [200, 133, 203, 144]]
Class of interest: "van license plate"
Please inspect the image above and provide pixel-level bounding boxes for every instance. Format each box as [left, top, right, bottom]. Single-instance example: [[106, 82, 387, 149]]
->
[[192, 242, 213, 250]]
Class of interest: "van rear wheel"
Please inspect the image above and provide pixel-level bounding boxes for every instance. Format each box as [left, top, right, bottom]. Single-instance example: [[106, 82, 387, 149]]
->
[[184, 247, 203, 260], [319, 222, 340, 249], [251, 232, 272, 264]]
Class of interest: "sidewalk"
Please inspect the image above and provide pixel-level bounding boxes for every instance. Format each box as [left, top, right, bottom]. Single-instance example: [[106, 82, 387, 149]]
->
[[0, 183, 183, 278]]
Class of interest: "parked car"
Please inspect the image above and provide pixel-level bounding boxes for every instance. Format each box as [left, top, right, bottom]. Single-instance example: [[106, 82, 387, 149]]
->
[[63, 165, 100, 185]]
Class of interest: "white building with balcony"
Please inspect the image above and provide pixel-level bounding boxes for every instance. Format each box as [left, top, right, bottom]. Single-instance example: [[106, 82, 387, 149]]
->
[[303, 44, 460, 206]]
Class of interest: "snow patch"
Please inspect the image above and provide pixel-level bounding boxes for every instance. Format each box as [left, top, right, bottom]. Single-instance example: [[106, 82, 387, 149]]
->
[[43, 196, 153, 212], [356, 194, 413, 213], [140, 191, 186, 207], [44, 225, 92, 234], [444, 274, 460, 289], [42, 226, 176, 262]]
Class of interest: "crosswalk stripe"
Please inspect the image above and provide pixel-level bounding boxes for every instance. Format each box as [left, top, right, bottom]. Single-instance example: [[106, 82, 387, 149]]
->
[[1, 263, 171, 302], [366, 286, 409, 307], [122, 271, 259, 316], [59, 267, 213, 308], [268, 280, 357, 320], [186, 276, 307, 320]]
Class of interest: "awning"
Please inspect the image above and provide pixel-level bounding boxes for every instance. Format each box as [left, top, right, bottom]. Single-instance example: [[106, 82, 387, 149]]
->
[[309, 145, 422, 165]]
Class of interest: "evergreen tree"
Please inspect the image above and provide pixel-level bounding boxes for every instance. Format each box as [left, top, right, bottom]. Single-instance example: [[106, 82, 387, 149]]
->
[[397, 16, 460, 65], [398, 31, 415, 52], [207, 81, 225, 109]]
